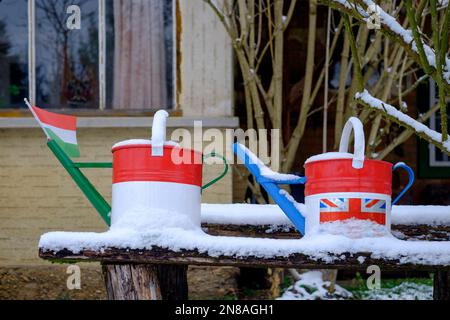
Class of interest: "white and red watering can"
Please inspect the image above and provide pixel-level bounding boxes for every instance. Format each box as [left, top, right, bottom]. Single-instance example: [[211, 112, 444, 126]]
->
[[303, 117, 414, 234], [110, 111, 227, 229]]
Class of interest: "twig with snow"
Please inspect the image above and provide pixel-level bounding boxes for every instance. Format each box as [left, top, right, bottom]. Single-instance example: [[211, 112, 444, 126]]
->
[[355, 90, 450, 155], [321, 0, 450, 86]]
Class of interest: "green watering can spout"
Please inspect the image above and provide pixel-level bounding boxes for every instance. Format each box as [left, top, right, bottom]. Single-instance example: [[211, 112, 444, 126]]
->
[[47, 140, 112, 226]]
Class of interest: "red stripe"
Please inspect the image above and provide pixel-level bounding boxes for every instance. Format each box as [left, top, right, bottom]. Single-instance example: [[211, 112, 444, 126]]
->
[[365, 199, 379, 208], [32, 106, 77, 131], [304, 159, 392, 196], [322, 199, 338, 208], [112, 145, 202, 187]]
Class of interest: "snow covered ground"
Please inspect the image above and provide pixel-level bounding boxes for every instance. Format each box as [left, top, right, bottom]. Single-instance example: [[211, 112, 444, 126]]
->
[[358, 282, 433, 300], [278, 271, 353, 300], [278, 271, 433, 300]]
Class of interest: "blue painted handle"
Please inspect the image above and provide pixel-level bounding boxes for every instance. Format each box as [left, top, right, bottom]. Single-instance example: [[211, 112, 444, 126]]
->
[[233, 143, 307, 235], [392, 162, 415, 205]]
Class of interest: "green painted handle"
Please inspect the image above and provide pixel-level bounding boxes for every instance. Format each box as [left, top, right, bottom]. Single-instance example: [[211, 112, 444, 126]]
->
[[202, 153, 229, 190]]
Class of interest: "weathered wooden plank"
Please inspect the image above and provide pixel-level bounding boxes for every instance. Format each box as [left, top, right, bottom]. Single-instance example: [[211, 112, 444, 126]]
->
[[203, 223, 450, 241], [39, 247, 450, 271]]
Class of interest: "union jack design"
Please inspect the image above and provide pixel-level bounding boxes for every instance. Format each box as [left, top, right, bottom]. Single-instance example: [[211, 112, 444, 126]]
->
[[319, 197, 387, 225]]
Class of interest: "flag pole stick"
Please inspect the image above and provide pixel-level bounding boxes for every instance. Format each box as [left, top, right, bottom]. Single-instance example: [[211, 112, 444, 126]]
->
[[23, 98, 111, 226], [24, 98, 50, 140]]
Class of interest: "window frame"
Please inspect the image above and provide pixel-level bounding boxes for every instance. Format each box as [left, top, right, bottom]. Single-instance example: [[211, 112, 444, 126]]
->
[[5, 0, 178, 115], [428, 79, 450, 167], [418, 78, 450, 179]]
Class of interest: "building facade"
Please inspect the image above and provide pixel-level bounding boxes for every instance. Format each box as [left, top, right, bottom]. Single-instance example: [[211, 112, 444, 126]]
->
[[0, 0, 237, 267]]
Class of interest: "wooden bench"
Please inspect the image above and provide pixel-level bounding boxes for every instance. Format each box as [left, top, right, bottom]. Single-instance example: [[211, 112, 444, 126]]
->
[[39, 204, 450, 301]]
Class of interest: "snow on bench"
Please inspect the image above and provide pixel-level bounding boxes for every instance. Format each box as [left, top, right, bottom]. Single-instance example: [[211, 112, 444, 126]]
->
[[39, 220, 450, 270], [201, 204, 450, 241], [201, 204, 450, 227]]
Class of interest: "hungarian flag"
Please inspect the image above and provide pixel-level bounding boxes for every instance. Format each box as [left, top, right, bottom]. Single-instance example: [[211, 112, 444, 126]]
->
[[25, 99, 80, 158]]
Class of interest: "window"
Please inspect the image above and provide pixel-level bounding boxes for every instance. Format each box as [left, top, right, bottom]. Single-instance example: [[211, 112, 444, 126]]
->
[[35, 0, 99, 109], [0, 0, 175, 111], [418, 79, 450, 178], [0, 0, 28, 109], [428, 79, 450, 167]]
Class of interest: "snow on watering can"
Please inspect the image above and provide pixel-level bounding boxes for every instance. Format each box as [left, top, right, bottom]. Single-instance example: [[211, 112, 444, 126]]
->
[[110, 110, 228, 230], [303, 117, 414, 234]]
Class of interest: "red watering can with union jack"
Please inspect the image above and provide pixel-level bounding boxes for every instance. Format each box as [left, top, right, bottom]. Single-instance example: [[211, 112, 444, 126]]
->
[[303, 117, 414, 234]]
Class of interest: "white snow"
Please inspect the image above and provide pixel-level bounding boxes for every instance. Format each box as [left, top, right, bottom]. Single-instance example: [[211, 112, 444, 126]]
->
[[305, 152, 355, 164], [278, 271, 353, 300], [112, 139, 179, 150], [312, 219, 390, 239], [355, 90, 450, 153], [392, 205, 450, 226], [237, 144, 303, 182], [201, 203, 292, 226], [112, 206, 199, 231]]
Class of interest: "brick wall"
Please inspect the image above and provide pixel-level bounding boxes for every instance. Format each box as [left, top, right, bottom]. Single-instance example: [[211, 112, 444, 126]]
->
[[0, 127, 232, 266]]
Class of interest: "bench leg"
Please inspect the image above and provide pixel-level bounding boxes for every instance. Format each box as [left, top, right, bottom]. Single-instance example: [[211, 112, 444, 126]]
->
[[102, 264, 162, 300], [157, 265, 188, 300], [433, 271, 450, 300], [102, 264, 188, 300]]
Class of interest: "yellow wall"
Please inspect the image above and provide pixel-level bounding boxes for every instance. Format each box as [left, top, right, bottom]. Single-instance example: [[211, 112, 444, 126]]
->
[[0, 127, 232, 266], [0, 0, 235, 267]]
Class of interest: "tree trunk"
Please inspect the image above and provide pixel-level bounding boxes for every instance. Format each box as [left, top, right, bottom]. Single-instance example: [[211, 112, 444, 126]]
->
[[433, 271, 450, 300], [102, 264, 188, 300]]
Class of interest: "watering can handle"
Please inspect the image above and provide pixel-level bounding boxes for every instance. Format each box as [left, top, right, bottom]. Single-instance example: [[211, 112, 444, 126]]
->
[[392, 162, 415, 205], [339, 117, 365, 169], [202, 153, 229, 190]]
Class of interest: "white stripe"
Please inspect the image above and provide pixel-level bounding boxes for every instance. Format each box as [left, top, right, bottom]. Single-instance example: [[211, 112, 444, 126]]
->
[[42, 124, 78, 145]]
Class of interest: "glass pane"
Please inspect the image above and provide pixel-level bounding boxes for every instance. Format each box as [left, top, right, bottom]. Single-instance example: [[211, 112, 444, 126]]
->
[[0, 0, 28, 109], [106, 0, 174, 110], [35, 0, 99, 109]]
